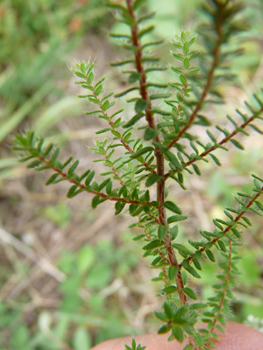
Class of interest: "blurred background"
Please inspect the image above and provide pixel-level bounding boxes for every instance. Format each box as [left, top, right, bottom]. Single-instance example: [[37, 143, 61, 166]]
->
[[0, 0, 263, 349]]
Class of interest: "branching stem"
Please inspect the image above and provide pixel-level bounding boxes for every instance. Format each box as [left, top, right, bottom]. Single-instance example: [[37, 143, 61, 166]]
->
[[126, 0, 187, 307], [179, 186, 263, 269], [37, 154, 152, 206], [87, 72, 157, 174], [210, 239, 232, 334], [164, 108, 263, 179], [167, 15, 223, 149]]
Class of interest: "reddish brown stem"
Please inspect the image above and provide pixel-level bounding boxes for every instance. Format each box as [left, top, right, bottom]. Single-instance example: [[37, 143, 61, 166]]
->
[[88, 73, 157, 175], [104, 153, 124, 186], [167, 23, 222, 150], [179, 186, 263, 269], [126, 0, 187, 306], [164, 109, 263, 180], [37, 154, 154, 206], [210, 239, 232, 334]]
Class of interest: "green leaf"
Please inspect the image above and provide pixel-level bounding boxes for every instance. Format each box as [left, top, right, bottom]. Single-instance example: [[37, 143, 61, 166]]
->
[[193, 333, 204, 348], [183, 57, 190, 69], [85, 110, 101, 115], [170, 225, 179, 240], [183, 345, 194, 350], [135, 99, 148, 113], [158, 225, 168, 240], [230, 139, 244, 150], [206, 130, 217, 143], [128, 72, 142, 83], [209, 154, 221, 166], [151, 256, 161, 266], [173, 244, 192, 254], [163, 201, 182, 214], [255, 201, 263, 211], [68, 160, 79, 175], [87, 71, 94, 84], [11, 324, 30, 348], [142, 239, 162, 250], [115, 87, 138, 97], [183, 42, 189, 55], [111, 129, 121, 138], [72, 327, 91, 350], [115, 201, 126, 215], [192, 164, 201, 175], [133, 0, 145, 10], [193, 259, 202, 270], [158, 324, 172, 334], [79, 170, 91, 182], [144, 127, 158, 140], [77, 246, 95, 273], [145, 174, 162, 187], [130, 146, 154, 159], [106, 180, 112, 195], [206, 249, 215, 262], [27, 160, 42, 168], [162, 285, 177, 294], [189, 303, 207, 310], [74, 71, 86, 79], [172, 325, 184, 343], [217, 240, 227, 252], [167, 215, 188, 223], [46, 173, 59, 185], [92, 195, 101, 209], [102, 100, 110, 111], [98, 178, 110, 191], [249, 124, 263, 134], [138, 25, 155, 39], [132, 234, 145, 241], [85, 263, 111, 289], [154, 311, 168, 322], [168, 265, 178, 280], [166, 151, 182, 170], [195, 115, 211, 126], [67, 185, 78, 198], [123, 113, 144, 128], [216, 324, 225, 334], [95, 85, 103, 96], [85, 170, 95, 186], [95, 128, 111, 134], [163, 301, 173, 319], [180, 74, 187, 85], [50, 148, 60, 164], [184, 266, 201, 278], [150, 93, 171, 100], [183, 287, 197, 300]]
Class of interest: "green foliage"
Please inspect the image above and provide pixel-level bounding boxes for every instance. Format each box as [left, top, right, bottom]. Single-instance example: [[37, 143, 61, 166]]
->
[[12, 0, 263, 349], [0, 237, 142, 349], [124, 338, 146, 350], [0, 0, 106, 188]]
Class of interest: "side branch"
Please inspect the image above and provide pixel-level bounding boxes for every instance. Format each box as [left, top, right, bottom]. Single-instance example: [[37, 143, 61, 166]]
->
[[29, 154, 154, 206], [164, 109, 263, 180], [179, 186, 263, 269], [209, 239, 233, 334], [167, 21, 223, 149], [83, 69, 157, 175]]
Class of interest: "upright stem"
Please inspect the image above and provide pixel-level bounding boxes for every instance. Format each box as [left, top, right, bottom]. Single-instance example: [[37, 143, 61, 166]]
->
[[125, 0, 187, 307], [167, 12, 223, 150]]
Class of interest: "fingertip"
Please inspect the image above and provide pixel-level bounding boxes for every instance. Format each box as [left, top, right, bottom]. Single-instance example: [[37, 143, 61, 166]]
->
[[90, 322, 263, 350], [213, 321, 263, 350]]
